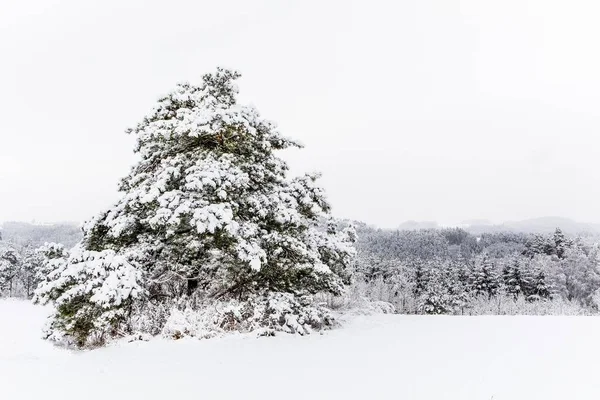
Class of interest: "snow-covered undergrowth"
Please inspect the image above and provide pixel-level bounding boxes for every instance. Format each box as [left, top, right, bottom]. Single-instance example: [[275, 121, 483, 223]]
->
[[142, 292, 337, 340], [3, 299, 600, 400]]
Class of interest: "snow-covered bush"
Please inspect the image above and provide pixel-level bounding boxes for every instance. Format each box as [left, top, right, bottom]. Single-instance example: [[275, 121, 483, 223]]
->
[[34, 246, 144, 346], [315, 278, 397, 315], [155, 292, 336, 339]]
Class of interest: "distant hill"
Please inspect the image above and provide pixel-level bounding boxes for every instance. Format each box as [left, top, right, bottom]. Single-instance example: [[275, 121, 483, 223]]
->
[[0, 221, 82, 248], [460, 219, 493, 227], [392, 217, 600, 235], [398, 220, 439, 230], [465, 217, 600, 235]]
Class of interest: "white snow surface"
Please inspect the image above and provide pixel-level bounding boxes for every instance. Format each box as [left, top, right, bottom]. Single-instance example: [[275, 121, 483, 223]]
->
[[2, 299, 600, 399]]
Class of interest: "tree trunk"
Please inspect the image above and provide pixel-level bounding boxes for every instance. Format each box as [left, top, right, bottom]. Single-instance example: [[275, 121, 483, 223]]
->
[[186, 278, 198, 296]]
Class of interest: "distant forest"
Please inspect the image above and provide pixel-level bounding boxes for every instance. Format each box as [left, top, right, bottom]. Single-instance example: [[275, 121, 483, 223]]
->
[[0, 221, 81, 248], [349, 222, 600, 315]]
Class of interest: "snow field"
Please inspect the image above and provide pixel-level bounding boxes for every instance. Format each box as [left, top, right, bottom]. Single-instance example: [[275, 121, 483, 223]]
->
[[2, 300, 600, 400]]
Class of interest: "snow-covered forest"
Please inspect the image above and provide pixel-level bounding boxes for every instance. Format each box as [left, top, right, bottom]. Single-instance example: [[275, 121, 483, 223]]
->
[[350, 224, 600, 315]]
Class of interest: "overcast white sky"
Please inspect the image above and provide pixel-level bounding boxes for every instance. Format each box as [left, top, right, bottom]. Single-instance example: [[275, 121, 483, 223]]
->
[[1, 0, 600, 228]]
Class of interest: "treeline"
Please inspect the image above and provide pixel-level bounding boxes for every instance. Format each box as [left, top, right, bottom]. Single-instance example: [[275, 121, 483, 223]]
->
[[351, 225, 600, 314], [0, 222, 81, 298], [0, 221, 81, 248], [2, 218, 599, 317], [0, 242, 52, 298]]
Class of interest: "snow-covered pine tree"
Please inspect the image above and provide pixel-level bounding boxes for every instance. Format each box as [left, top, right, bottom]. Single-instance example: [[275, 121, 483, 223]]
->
[[456, 258, 473, 291], [34, 68, 355, 346], [0, 247, 20, 297], [552, 228, 571, 259], [418, 261, 465, 315], [18, 247, 44, 298], [523, 228, 573, 259], [418, 266, 452, 314], [472, 256, 499, 299], [412, 262, 428, 297], [448, 260, 472, 314], [526, 267, 551, 301], [502, 259, 524, 299]]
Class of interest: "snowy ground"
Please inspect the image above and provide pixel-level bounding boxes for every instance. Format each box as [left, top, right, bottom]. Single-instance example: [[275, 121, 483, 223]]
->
[[2, 300, 600, 400]]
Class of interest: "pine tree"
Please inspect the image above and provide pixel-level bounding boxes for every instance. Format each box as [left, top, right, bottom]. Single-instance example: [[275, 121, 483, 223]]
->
[[19, 247, 44, 298], [472, 256, 499, 299], [527, 268, 551, 301], [417, 260, 468, 315], [0, 248, 20, 296], [453, 261, 473, 313], [502, 259, 524, 299], [523, 228, 573, 259], [456, 259, 472, 291], [34, 68, 355, 345], [412, 262, 427, 297], [418, 266, 452, 314], [552, 228, 571, 259]]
